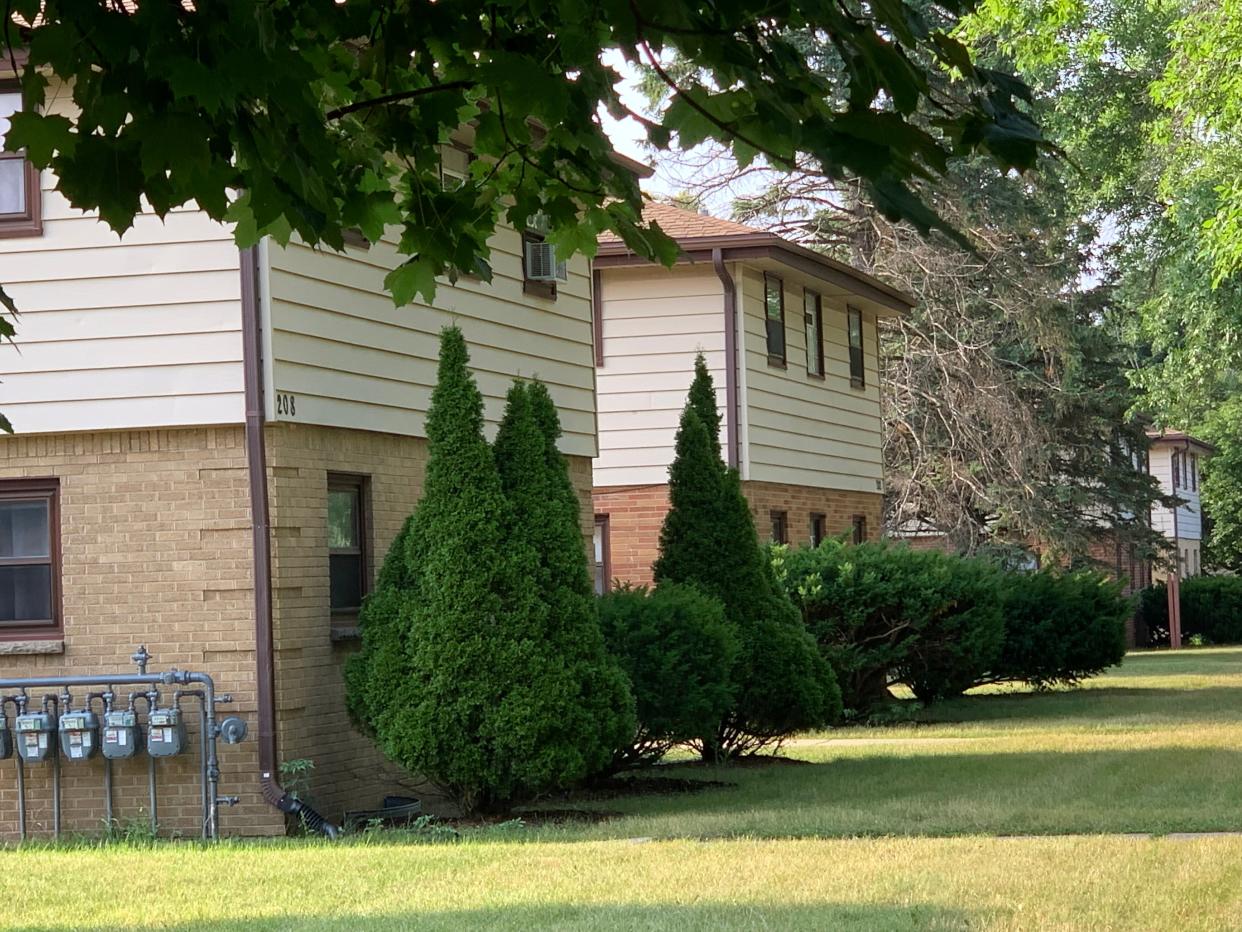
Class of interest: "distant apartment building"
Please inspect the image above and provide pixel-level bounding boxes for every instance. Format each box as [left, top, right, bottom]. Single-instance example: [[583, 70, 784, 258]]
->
[[590, 204, 913, 588], [1147, 429, 1214, 580]]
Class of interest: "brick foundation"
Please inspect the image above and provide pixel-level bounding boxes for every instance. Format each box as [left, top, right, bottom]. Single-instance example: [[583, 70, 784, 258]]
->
[[593, 480, 884, 588], [0, 427, 281, 840], [265, 423, 597, 823]]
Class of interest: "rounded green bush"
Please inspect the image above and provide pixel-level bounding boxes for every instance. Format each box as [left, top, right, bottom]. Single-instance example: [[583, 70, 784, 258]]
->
[[995, 569, 1128, 687], [598, 582, 739, 768], [1136, 576, 1242, 646]]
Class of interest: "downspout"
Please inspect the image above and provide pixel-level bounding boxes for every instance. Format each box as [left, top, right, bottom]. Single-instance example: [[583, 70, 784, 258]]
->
[[239, 245, 339, 839], [712, 248, 740, 470]]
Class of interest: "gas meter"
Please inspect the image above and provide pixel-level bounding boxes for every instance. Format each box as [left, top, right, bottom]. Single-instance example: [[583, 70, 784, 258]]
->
[[102, 709, 140, 760], [15, 711, 54, 763], [58, 709, 100, 762], [146, 707, 185, 758]]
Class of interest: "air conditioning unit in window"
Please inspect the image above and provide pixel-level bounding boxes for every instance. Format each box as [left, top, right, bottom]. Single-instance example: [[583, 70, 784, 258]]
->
[[525, 240, 568, 282]]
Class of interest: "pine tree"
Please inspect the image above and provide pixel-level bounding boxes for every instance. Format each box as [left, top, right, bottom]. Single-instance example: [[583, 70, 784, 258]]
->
[[655, 360, 841, 758], [494, 381, 636, 777]]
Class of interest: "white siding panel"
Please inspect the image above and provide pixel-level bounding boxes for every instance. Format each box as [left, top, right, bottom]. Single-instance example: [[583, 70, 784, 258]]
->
[[593, 266, 725, 487], [0, 157, 244, 433], [266, 227, 597, 457], [738, 266, 884, 491]]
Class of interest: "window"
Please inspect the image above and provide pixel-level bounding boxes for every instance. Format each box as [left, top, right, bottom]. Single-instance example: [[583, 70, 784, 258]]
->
[[1190, 453, 1198, 492], [770, 510, 789, 545], [593, 514, 611, 595], [522, 213, 566, 299], [764, 273, 786, 365], [0, 479, 59, 634], [851, 514, 867, 545], [0, 84, 41, 238], [439, 144, 470, 188], [1172, 451, 1181, 490], [810, 513, 827, 547], [327, 475, 369, 620], [1193, 547, 1201, 576], [804, 290, 824, 378], [847, 306, 865, 388]]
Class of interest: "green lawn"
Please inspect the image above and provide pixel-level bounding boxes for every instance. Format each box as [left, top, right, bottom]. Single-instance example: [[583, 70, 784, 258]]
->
[[6, 648, 1242, 931]]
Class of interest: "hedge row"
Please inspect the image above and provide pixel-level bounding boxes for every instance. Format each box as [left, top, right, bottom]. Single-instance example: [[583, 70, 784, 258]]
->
[[770, 540, 1129, 713], [1135, 576, 1242, 646]]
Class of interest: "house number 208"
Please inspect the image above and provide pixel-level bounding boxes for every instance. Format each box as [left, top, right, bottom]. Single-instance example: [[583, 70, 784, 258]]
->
[[276, 393, 297, 417]]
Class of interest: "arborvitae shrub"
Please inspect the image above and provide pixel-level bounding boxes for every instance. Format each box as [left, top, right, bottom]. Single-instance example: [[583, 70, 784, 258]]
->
[[598, 582, 738, 768], [348, 328, 631, 814], [994, 569, 1128, 687], [655, 356, 841, 757], [493, 380, 636, 782]]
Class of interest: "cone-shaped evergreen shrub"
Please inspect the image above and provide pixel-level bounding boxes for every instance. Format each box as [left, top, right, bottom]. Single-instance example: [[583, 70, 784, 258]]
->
[[654, 359, 840, 758], [493, 380, 635, 779], [347, 327, 627, 814]]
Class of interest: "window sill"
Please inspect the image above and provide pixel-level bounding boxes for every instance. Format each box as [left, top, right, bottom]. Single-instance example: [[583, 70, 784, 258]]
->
[[850, 378, 866, 390], [0, 638, 64, 655], [807, 372, 825, 381], [767, 356, 787, 370], [330, 625, 362, 643]]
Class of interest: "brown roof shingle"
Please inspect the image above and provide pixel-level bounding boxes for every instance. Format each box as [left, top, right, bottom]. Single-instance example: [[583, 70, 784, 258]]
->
[[597, 202, 765, 243]]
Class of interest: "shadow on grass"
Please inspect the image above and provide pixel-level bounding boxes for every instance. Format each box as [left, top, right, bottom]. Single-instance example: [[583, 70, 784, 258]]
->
[[23, 902, 978, 932], [920, 685, 1242, 727]]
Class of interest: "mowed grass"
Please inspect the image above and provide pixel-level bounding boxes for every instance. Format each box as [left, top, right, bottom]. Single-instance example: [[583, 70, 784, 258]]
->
[[4, 648, 1242, 931]]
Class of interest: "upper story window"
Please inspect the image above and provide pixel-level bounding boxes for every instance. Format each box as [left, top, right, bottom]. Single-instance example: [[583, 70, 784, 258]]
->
[[439, 144, 470, 189], [0, 84, 41, 238], [1172, 451, 1181, 490], [804, 290, 824, 378], [1189, 453, 1199, 492], [0, 479, 59, 635], [764, 273, 786, 366], [847, 306, 865, 389], [328, 474, 369, 623], [522, 212, 567, 300]]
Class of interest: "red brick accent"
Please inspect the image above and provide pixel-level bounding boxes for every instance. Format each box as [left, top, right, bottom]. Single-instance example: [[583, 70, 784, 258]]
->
[[593, 480, 885, 588]]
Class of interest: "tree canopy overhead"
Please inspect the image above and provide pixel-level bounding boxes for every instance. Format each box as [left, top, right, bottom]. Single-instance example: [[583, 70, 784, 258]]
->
[[4, 0, 1045, 307]]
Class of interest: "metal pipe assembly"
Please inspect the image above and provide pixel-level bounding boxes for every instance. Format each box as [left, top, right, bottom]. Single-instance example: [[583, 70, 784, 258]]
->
[[0, 647, 250, 841]]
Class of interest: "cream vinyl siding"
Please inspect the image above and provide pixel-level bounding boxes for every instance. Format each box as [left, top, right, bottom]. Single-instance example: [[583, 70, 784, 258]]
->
[[738, 267, 883, 493], [1150, 444, 1203, 542], [593, 265, 726, 486], [265, 227, 597, 458], [0, 186, 244, 435]]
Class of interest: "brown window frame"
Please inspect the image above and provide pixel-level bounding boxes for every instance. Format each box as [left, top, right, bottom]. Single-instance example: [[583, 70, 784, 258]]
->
[[847, 306, 865, 389], [770, 509, 789, 545], [593, 513, 612, 595], [327, 473, 370, 627], [804, 289, 824, 379], [0, 80, 42, 239], [809, 512, 827, 547], [764, 273, 786, 367], [851, 514, 867, 545], [0, 478, 61, 639]]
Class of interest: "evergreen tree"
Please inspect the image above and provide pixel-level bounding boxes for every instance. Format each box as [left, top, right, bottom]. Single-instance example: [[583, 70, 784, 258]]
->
[[655, 361, 840, 758], [350, 327, 617, 814], [493, 381, 636, 777]]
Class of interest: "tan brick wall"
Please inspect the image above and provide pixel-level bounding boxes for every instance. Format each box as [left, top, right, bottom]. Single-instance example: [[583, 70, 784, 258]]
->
[[593, 481, 883, 588], [0, 428, 281, 840], [265, 423, 596, 822]]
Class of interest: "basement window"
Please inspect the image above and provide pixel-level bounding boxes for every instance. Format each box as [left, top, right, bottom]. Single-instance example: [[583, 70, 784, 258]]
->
[[852, 514, 867, 545], [810, 513, 827, 547], [770, 510, 789, 545], [0, 479, 59, 635], [328, 474, 370, 623]]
